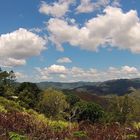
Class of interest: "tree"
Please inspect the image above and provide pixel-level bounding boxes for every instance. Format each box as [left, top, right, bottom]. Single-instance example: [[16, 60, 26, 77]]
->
[[8, 70, 16, 85], [0, 86, 4, 96], [0, 69, 9, 85], [16, 82, 41, 108], [72, 101, 105, 123], [39, 88, 69, 118], [109, 95, 134, 124], [66, 94, 80, 106], [0, 68, 16, 97]]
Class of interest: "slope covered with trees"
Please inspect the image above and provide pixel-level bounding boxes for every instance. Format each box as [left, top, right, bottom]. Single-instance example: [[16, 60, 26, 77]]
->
[[0, 69, 140, 139], [37, 78, 140, 96]]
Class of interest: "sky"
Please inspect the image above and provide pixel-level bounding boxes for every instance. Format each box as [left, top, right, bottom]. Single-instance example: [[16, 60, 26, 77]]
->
[[1, 0, 140, 82]]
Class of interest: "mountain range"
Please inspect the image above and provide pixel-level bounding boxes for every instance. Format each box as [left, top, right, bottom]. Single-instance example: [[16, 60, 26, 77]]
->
[[37, 78, 140, 96]]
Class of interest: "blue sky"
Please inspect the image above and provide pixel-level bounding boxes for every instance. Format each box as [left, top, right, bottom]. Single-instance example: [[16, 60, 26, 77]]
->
[[1, 0, 140, 82]]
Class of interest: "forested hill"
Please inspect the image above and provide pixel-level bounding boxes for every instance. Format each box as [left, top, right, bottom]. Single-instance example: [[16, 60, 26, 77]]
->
[[37, 81, 98, 90], [37, 78, 140, 96]]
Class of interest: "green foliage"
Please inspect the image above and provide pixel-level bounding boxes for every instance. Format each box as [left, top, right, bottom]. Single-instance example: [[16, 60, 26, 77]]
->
[[126, 134, 138, 139], [16, 82, 41, 108], [66, 94, 80, 106], [39, 88, 69, 117], [0, 96, 75, 139], [26, 109, 71, 132], [0, 69, 10, 84], [49, 120, 69, 131], [133, 122, 140, 130], [72, 101, 105, 123], [0, 68, 16, 98], [0, 85, 4, 96], [0, 68, 140, 139], [0, 96, 23, 112], [73, 131, 87, 138], [0, 104, 7, 113], [0, 95, 140, 140], [109, 95, 134, 123], [4, 85, 15, 98], [9, 132, 27, 140], [129, 90, 140, 121]]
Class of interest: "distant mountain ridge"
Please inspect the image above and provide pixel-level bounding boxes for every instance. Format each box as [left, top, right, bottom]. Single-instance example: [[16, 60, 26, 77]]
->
[[37, 78, 140, 96], [37, 81, 99, 90]]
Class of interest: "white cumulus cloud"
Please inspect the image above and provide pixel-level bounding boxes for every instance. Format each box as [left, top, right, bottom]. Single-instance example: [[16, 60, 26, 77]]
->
[[47, 64, 67, 74], [15, 72, 27, 79], [76, 0, 120, 14], [0, 28, 47, 67], [39, 0, 74, 17], [76, 0, 94, 13], [36, 65, 140, 82], [57, 57, 72, 63], [48, 6, 140, 54]]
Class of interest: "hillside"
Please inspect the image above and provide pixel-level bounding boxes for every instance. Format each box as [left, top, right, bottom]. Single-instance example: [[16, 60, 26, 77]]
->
[[37, 81, 98, 90], [37, 78, 140, 96], [1, 96, 140, 140], [1, 68, 140, 139]]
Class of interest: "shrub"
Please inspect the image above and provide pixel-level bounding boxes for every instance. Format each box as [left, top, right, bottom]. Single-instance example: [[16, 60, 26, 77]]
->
[[133, 122, 140, 130], [73, 131, 87, 138], [49, 120, 69, 132], [126, 134, 138, 139], [72, 101, 105, 123], [0, 96, 23, 112], [9, 132, 27, 140]]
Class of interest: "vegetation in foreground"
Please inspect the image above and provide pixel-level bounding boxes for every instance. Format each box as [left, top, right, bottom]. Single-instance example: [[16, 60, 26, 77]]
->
[[0, 68, 140, 140]]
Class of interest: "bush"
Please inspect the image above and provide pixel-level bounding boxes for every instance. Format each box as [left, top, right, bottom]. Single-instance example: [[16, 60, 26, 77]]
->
[[73, 131, 87, 138], [72, 101, 105, 123], [0, 97, 23, 112], [0, 105, 7, 113], [126, 134, 138, 140], [9, 132, 27, 140]]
